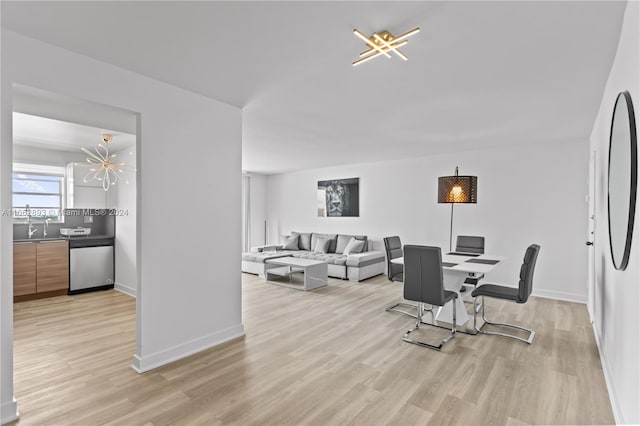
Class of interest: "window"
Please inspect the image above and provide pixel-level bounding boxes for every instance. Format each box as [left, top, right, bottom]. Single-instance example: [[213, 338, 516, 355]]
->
[[12, 163, 65, 222]]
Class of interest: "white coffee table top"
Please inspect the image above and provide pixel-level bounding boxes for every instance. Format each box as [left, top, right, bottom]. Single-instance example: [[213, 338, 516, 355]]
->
[[265, 257, 327, 267]]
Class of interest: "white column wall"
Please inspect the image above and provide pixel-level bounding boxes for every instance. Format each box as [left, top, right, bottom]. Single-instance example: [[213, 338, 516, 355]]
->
[[106, 147, 138, 297], [266, 140, 589, 303], [1, 30, 243, 424], [588, 2, 640, 424]]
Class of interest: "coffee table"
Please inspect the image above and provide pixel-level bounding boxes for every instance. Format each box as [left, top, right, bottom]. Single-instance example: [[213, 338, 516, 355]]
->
[[264, 257, 328, 291]]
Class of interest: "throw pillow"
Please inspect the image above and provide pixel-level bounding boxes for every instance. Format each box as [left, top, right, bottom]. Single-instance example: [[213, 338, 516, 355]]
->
[[282, 235, 299, 250], [311, 233, 337, 253], [343, 238, 365, 255], [314, 237, 330, 254], [292, 232, 312, 250], [336, 234, 367, 253]]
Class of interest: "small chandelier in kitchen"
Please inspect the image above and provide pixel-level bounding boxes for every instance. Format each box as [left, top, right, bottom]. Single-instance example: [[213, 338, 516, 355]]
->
[[79, 133, 126, 191]]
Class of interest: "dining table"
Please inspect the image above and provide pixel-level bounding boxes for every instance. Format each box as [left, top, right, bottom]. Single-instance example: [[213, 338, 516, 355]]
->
[[391, 251, 504, 332]]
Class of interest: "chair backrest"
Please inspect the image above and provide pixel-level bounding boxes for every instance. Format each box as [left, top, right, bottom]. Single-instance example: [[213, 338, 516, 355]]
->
[[383, 236, 402, 260], [518, 244, 541, 303], [383, 236, 403, 281], [403, 245, 446, 306], [455, 235, 485, 254]]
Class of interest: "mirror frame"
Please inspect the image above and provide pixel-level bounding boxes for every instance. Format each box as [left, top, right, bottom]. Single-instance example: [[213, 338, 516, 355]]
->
[[607, 91, 638, 271]]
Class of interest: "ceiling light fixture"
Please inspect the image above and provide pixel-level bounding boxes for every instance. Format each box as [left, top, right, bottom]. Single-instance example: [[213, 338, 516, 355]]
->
[[78, 133, 127, 191], [352, 27, 420, 66]]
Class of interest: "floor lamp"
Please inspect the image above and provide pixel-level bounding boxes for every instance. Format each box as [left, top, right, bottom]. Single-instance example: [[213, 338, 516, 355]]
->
[[438, 166, 478, 252]]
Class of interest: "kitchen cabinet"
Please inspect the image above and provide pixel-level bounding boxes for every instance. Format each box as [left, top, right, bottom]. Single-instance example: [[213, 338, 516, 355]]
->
[[13, 242, 36, 296], [73, 186, 107, 209], [13, 240, 69, 301], [36, 241, 70, 292]]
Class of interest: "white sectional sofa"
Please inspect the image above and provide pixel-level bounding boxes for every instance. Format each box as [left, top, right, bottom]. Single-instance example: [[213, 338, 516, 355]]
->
[[241, 232, 385, 282]]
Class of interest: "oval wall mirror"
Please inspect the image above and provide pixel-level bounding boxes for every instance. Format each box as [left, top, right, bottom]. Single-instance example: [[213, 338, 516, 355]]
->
[[608, 91, 637, 271]]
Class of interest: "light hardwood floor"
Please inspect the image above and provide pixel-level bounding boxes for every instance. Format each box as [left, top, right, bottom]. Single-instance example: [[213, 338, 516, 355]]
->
[[12, 273, 614, 425]]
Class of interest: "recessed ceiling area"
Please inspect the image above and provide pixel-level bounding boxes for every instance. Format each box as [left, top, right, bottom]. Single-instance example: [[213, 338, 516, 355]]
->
[[0, 1, 627, 174], [12, 112, 135, 153]]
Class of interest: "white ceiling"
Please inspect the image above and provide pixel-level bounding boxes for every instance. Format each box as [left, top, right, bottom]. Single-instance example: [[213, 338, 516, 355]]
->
[[13, 112, 136, 153], [1, 1, 627, 174]]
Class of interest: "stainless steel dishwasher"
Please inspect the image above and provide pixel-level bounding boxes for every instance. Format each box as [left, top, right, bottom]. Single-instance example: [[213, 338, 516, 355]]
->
[[69, 237, 115, 294]]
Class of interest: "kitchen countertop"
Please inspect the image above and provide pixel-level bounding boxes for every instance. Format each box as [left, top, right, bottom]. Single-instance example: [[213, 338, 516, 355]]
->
[[14, 234, 114, 243]]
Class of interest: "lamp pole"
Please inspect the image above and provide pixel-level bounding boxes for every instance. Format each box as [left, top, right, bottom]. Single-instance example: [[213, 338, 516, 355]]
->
[[449, 203, 454, 252], [438, 166, 477, 253]]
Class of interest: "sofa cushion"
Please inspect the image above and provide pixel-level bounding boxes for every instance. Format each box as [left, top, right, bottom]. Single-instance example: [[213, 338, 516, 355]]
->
[[343, 238, 366, 255], [336, 234, 367, 254], [311, 233, 338, 253], [282, 235, 299, 250], [314, 237, 330, 254], [292, 232, 312, 251], [345, 251, 386, 267], [291, 252, 347, 266]]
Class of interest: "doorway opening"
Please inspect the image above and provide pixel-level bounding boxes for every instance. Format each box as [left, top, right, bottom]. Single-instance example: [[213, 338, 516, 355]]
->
[[10, 84, 140, 418]]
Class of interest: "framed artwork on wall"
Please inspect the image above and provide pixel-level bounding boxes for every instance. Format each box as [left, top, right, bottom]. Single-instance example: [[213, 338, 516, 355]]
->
[[317, 177, 359, 217]]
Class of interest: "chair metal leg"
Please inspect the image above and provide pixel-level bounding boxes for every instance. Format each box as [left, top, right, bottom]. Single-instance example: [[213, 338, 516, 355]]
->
[[452, 298, 457, 337], [473, 296, 535, 344], [402, 301, 456, 351], [386, 301, 432, 318]]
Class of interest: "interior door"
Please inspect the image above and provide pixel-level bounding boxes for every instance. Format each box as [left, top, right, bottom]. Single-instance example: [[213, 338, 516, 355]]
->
[[587, 150, 596, 322]]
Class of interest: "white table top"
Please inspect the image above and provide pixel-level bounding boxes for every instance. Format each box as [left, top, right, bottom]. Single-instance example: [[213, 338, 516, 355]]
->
[[391, 252, 504, 274]]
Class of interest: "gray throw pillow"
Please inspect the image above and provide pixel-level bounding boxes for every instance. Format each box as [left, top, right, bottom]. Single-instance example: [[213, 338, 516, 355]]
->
[[336, 234, 367, 254], [292, 232, 312, 251], [283, 235, 299, 250], [343, 238, 365, 255], [311, 233, 338, 253], [314, 237, 330, 254]]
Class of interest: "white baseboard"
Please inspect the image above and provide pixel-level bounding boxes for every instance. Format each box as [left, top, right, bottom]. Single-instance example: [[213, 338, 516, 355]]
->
[[131, 323, 245, 373], [592, 323, 624, 424], [532, 288, 587, 304], [114, 282, 136, 298], [1, 398, 19, 425]]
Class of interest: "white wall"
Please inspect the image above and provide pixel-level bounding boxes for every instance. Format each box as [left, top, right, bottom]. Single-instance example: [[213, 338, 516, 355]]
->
[[1, 30, 243, 424], [249, 173, 267, 248], [107, 147, 137, 297], [266, 140, 589, 302], [588, 2, 640, 424], [0, 20, 14, 426]]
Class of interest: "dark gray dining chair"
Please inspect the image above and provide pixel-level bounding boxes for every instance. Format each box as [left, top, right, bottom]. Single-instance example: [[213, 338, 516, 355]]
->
[[402, 245, 457, 350], [455, 235, 486, 290], [383, 236, 423, 318], [383, 236, 404, 282], [455, 235, 485, 254], [471, 244, 540, 344]]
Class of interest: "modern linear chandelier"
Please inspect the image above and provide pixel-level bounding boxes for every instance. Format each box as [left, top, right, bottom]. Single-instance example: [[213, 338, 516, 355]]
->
[[352, 27, 420, 66], [79, 133, 126, 191]]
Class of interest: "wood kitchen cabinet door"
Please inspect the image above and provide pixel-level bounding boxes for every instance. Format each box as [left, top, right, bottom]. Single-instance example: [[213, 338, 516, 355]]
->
[[13, 242, 36, 296], [36, 240, 69, 292]]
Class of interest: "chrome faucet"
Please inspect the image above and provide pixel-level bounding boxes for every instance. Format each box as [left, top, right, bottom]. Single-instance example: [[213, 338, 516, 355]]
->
[[43, 218, 50, 238], [26, 205, 38, 239], [28, 221, 38, 238]]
